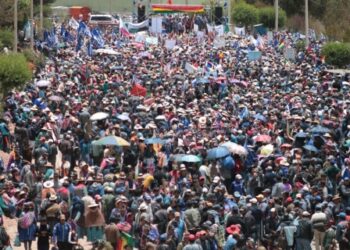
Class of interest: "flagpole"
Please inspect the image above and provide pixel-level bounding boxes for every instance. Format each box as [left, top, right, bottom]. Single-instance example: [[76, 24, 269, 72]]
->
[[30, 0, 34, 50], [14, 0, 18, 52]]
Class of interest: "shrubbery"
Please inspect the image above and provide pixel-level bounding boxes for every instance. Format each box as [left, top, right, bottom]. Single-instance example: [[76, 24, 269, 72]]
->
[[0, 29, 13, 50], [322, 42, 350, 68], [232, 2, 259, 27], [232, 3, 286, 29], [0, 53, 32, 94], [22, 48, 45, 68], [259, 6, 287, 29]]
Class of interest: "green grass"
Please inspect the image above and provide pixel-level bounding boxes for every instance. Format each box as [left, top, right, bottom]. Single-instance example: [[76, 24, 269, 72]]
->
[[53, 0, 207, 13]]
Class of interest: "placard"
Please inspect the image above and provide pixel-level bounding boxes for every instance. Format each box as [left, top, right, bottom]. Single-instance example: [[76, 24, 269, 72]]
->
[[247, 51, 262, 61]]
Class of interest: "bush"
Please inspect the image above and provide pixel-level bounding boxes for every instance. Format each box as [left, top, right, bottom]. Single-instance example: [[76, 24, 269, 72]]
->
[[258, 6, 287, 29], [0, 53, 32, 94], [22, 48, 45, 68], [322, 42, 350, 68], [0, 29, 13, 49], [232, 2, 259, 27], [295, 40, 306, 52]]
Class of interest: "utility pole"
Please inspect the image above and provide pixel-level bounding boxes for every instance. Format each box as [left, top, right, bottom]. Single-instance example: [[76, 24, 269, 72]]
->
[[274, 0, 278, 32], [40, 0, 43, 31], [30, 0, 34, 50], [305, 0, 309, 47], [14, 0, 18, 52]]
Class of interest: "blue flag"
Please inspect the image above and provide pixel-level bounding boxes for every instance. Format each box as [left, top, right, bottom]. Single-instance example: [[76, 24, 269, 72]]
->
[[91, 28, 104, 48], [78, 21, 91, 37], [76, 35, 84, 52], [87, 40, 93, 57]]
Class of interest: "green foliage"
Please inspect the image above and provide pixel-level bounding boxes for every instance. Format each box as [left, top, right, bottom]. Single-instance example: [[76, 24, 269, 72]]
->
[[322, 42, 350, 68], [258, 6, 286, 29], [22, 48, 45, 68], [232, 2, 259, 27], [295, 40, 306, 52], [0, 29, 13, 49], [0, 53, 32, 94]]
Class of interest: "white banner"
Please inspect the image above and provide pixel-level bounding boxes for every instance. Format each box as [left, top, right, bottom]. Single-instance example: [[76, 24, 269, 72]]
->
[[215, 25, 224, 37], [126, 20, 149, 30], [234, 26, 245, 36], [165, 39, 176, 50], [146, 36, 158, 46], [185, 62, 198, 74], [213, 37, 225, 48], [150, 17, 163, 34]]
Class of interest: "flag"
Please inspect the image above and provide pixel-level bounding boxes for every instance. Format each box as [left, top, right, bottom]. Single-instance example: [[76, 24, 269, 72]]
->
[[78, 21, 91, 37], [87, 39, 93, 57], [76, 35, 83, 52], [117, 232, 134, 250], [91, 28, 105, 48], [119, 18, 131, 37], [68, 17, 79, 30]]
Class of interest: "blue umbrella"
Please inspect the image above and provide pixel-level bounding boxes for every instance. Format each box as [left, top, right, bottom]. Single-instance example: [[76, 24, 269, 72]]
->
[[254, 114, 266, 122], [295, 131, 307, 138], [311, 125, 330, 134], [207, 147, 230, 160], [178, 154, 202, 163], [145, 138, 166, 145], [303, 144, 318, 152]]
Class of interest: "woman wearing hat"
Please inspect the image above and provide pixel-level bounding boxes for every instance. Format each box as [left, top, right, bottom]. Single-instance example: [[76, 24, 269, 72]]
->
[[17, 201, 37, 250], [84, 202, 105, 242]]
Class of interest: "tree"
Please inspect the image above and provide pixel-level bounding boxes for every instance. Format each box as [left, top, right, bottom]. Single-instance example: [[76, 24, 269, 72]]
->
[[0, 53, 32, 94], [258, 6, 287, 28], [232, 2, 259, 27], [323, 0, 350, 41], [322, 42, 350, 68]]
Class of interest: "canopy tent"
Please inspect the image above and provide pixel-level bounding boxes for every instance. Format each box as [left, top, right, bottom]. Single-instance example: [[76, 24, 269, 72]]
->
[[151, 4, 204, 14]]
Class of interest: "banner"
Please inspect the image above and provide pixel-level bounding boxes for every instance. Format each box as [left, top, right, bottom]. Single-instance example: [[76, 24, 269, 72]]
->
[[185, 62, 198, 74], [150, 17, 163, 34], [284, 47, 296, 61], [267, 31, 273, 43], [165, 39, 176, 50], [247, 51, 262, 61], [146, 36, 158, 46], [234, 26, 245, 36], [214, 25, 224, 37], [126, 20, 149, 30], [213, 37, 225, 48]]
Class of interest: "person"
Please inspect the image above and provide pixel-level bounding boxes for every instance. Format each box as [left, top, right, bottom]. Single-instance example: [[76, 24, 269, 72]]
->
[[183, 234, 202, 250], [336, 212, 350, 250], [52, 214, 72, 250], [104, 216, 120, 250], [37, 217, 50, 250], [84, 202, 105, 242], [295, 211, 313, 250], [311, 204, 327, 250], [17, 202, 37, 250]]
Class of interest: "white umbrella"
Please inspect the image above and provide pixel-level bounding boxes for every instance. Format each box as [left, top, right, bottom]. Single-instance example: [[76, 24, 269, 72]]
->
[[221, 142, 248, 156], [35, 80, 50, 87], [95, 49, 120, 55], [90, 112, 109, 121]]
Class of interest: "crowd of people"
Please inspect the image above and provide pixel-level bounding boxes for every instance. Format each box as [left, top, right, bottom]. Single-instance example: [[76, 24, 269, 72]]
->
[[0, 14, 350, 250]]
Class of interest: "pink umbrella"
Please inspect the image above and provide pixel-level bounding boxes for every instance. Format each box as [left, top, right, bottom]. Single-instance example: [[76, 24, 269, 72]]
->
[[254, 134, 272, 143]]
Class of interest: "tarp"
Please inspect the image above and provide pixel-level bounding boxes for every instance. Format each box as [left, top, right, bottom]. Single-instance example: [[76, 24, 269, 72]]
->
[[151, 4, 204, 13]]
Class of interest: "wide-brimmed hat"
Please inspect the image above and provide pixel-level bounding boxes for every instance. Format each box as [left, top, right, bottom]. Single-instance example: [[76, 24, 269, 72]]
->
[[43, 181, 54, 189], [226, 224, 241, 235]]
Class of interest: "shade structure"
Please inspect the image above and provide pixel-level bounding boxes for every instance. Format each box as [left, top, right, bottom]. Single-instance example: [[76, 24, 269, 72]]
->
[[207, 146, 230, 160], [221, 142, 248, 156], [94, 136, 130, 147], [90, 112, 109, 121], [131, 84, 147, 97], [151, 4, 204, 13]]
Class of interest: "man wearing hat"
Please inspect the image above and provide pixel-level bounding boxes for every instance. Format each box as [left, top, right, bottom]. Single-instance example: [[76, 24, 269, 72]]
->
[[295, 211, 313, 250]]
